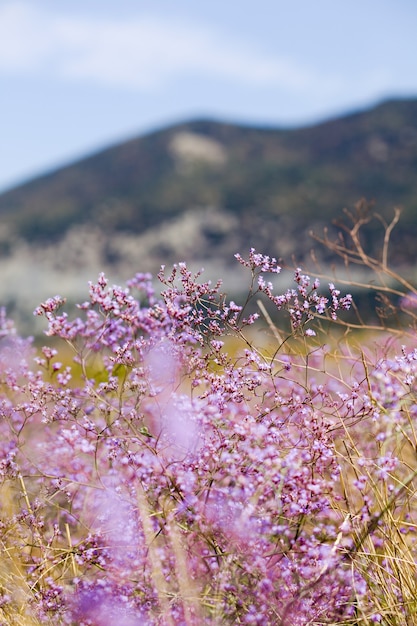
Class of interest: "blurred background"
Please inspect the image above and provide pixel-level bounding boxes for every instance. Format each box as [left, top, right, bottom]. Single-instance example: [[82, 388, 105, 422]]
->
[[2, 0, 417, 191], [1, 0, 417, 332]]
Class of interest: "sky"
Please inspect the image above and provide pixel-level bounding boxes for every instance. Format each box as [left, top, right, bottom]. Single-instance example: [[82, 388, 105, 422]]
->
[[1, 0, 416, 193]]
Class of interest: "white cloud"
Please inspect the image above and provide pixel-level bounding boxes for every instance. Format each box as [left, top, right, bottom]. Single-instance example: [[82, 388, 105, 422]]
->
[[0, 3, 55, 70], [0, 2, 315, 92]]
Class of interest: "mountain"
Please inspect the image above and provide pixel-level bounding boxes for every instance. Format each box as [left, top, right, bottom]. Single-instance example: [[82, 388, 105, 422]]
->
[[1, 97, 417, 331]]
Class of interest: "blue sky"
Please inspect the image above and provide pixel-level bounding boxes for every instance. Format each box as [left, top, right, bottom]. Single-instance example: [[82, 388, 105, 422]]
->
[[1, 0, 416, 193]]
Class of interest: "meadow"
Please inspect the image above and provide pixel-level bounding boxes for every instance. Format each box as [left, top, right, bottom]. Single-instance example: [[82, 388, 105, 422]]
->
[[1, 205, 417, 625]]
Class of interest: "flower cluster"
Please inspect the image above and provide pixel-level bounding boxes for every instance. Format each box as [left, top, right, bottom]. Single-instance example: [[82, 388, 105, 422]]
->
[[256, 266, 352, 331], [0, 250, 415, 624]]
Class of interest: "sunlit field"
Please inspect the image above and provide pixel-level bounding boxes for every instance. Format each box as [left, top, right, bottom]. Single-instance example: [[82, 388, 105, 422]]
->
[[1, 207, 417, 625]]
